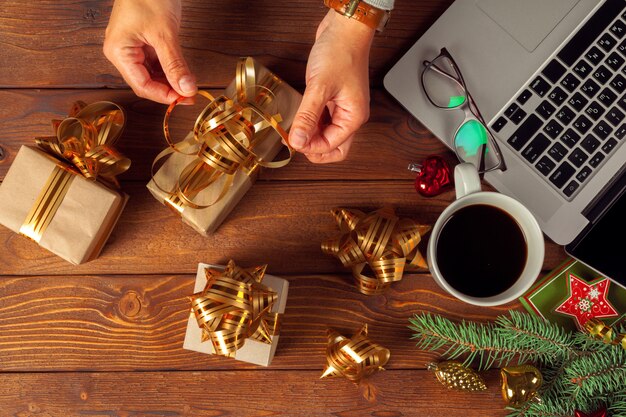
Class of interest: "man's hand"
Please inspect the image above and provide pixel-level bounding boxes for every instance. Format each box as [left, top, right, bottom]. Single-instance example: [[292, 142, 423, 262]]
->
[[289, 10, 375, 163], [103, 0, 197, 104]]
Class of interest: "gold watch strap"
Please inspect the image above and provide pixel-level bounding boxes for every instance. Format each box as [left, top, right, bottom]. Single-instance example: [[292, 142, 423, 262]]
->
[[324, 0, 390, 32]]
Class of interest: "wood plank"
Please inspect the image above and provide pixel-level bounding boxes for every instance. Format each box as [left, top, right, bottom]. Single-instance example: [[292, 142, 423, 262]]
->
[[0, 370, 507, 417], [0, 0, 454, 88], [0, 272, 523, 372], [0, 89, 447, 181], [0, 181, 567, 276]]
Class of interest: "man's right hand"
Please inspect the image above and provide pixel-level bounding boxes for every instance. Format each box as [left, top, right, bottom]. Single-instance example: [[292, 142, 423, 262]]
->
[[103, 0, 197, 104]]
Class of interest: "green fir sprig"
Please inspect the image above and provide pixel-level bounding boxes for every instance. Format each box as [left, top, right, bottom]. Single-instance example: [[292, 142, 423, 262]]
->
[[408, 311, 626, 417]]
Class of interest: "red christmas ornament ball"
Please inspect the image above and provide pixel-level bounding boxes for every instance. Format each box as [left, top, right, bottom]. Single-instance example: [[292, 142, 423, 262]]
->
[[414, 155, 452, 197]]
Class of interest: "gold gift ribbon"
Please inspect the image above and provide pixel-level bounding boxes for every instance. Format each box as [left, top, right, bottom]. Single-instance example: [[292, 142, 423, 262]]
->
[[151, 57, 294, 214], [189, 260, 281, 357], [19, 101, 130, 242], [585, 318, 626, 350], [321, 324, 390, 384], [321, 207, 431, 295]]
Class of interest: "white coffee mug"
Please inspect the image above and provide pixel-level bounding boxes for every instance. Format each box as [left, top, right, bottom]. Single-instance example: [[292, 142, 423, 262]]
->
[[427, 163, 545, 306]]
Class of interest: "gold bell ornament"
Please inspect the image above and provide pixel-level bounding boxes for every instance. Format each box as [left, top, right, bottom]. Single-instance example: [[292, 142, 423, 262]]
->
[[500, 364, 543, 406]]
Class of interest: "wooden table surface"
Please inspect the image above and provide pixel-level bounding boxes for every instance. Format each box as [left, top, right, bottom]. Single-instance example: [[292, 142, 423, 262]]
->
[[0, 1, 568, 416]]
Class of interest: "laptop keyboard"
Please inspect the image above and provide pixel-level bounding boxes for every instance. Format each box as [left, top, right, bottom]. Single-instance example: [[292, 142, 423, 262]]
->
[[491, 0, 626, 200]]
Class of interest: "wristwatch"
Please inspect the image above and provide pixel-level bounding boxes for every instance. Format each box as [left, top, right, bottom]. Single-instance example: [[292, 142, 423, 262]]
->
[[324, 0, 391, 32]]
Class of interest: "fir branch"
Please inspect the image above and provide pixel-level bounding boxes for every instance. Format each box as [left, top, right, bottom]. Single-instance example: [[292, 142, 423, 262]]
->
[[565, 347, 626, 400]]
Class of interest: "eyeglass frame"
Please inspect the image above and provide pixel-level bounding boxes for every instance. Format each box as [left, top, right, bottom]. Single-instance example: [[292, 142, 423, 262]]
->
[[420, 47, 506, 174]]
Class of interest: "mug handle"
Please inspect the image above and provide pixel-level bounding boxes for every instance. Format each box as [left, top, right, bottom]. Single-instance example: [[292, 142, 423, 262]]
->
[[455, 163, 482, 199]]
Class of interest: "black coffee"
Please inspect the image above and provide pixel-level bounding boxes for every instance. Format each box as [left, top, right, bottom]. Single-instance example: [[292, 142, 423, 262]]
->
[[436, 204, 527, 298]]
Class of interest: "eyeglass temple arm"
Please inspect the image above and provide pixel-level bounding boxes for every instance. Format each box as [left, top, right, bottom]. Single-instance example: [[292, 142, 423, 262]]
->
[[423, 60, 465, 85]]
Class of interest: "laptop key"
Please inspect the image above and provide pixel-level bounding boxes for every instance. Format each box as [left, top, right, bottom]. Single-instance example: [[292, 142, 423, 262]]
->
[[548, 142, 568, 162], [610, 74, 626, 92], [602, 137, 618, 153], [508, 114, 542, 150], [530, 76, 551, 97], [522, 133, 551, 163], [581, 134, 601, 153], [586, 46, 606, 66], [605, 52, 625, 71], [598, 88, 618, 107], [491, 116, 508, 133], [581, 79, 600, 98], [573, 115, 593, 134], [560, 73, 581, 92], [607, 106, 626, 126], [558, 0, 624, 66], [589, 151, 606, 168], [593, 120, 613, 140], [615, 123, 626, 139], [549, 161, 576, 188], [536, 100, 556, 119], [560, 128, 582, 148], [568, 92, 589, 111], [505, 103, 520, 118], [556, 105, 576, 125], [598, 33, 618, 52], [573, 60, 593, 79], [576, 166, 592, 183], [618, 94, 626, 111], [536, 156, 556, 176], [619, 38, 626, 56], [544, 120, 564, 139], [585, 101, 605, 121], [548, 86, 568, 105], [563, 180, 580, 197], [542, 59, 567, 83], [568, 148, 589, 167], [610, 19, 626, 39], [517, 89, 533, 105], [510, 108, 527, 124], [592, 65, 612, 85]]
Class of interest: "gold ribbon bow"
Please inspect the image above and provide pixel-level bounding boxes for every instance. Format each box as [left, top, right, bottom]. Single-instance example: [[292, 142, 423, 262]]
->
[[19, 101, 129, 242], [585, 318, 626, 350], [189, 260, 281, 357], [152, 57, 294, 213], [321, 207, 431, 295], [321, 325, 390, 384]]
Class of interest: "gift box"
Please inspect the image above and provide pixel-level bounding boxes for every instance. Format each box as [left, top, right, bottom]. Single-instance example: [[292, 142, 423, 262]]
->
[[0, 102, 129, 265], [183, 261, 289, 366], [520, 258, 626, 331], [147, 58, 302, 235]]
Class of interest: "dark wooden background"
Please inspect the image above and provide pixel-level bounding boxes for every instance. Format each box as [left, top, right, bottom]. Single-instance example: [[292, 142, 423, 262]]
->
[[0, 1, 567, 416]]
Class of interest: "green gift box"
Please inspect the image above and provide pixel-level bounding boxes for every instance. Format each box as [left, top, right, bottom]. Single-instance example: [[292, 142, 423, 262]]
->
[[519, 258, 626, 332]]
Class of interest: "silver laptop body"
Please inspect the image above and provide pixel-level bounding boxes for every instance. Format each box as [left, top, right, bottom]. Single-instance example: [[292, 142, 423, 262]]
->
[[385, 0, 626, 246]]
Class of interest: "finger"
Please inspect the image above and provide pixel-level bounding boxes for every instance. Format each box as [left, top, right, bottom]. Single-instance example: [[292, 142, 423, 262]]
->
[[289, 83, 330, 150], [108, 45, 180, 104], [298, 104, 366, 154], [153, 36, 197, 98], [305, 135, 354, 164]]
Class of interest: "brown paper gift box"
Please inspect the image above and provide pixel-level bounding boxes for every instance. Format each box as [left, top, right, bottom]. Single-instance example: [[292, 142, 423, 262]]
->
[[182, 263, 289, 366], [146, 59, 302, 235], [0, 145, 128, 265]]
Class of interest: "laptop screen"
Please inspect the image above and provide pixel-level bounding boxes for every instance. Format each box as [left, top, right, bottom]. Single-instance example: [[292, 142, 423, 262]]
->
[[566, 184, 626, 287]]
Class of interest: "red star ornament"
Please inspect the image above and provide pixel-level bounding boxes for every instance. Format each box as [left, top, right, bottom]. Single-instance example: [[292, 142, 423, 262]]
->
[[554, 273, 618, 330], [574, 408, 608, 417]]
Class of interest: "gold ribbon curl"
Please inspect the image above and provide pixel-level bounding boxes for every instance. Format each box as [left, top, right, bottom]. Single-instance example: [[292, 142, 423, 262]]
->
[[321, 207, 431, 295], [585, 318, 626, 350], [321, 324, 390, 384], [19, 101, 130, 242], [189, 260, 281, 357], [151, 57, 294, 214]]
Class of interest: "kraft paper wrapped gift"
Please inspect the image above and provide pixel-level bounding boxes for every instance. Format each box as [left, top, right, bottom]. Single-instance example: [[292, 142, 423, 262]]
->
[[147, 58, 302, 235], [0, 145, 128, 265], [183, 262, 289, 366]]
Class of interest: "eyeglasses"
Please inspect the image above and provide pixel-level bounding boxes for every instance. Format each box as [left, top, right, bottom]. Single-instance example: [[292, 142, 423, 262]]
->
[[421, 48, 506, 173]]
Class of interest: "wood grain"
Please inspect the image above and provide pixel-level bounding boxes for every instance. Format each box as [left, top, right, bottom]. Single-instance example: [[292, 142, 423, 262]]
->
[[0, 0, 454, 88], [0, 272, 522, 372], [0, 89, 448, 181], [0, 369, 508, 417], [0, 181, 567, 276]]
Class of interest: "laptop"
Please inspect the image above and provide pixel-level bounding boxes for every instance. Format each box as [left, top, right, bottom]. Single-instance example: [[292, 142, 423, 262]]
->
[[384, 0, 626, 286]]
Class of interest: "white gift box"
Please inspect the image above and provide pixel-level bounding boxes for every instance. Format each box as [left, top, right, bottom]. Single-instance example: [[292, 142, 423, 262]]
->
[[183, 263, 289, 366]]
